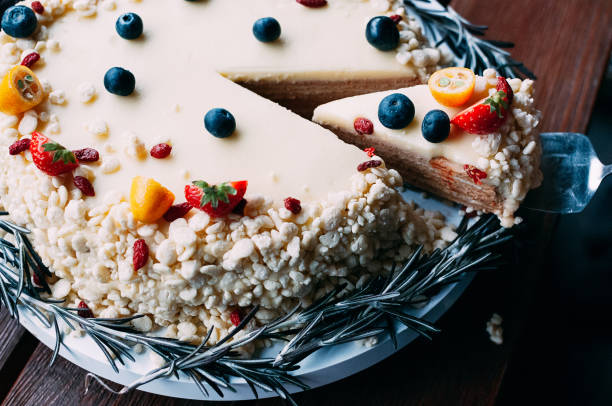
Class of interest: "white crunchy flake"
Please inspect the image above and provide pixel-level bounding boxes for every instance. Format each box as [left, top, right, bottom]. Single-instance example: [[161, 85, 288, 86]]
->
[[77, 82, 96, 103], [49, 90, 66, 105], [85, 119, 108, 138]]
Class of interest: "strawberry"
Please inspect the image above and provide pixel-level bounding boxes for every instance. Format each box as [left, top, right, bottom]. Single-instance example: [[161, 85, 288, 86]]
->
[[451, 76, 513, 135], [30, 132, 78, 176], [185, 180, 248, 218]]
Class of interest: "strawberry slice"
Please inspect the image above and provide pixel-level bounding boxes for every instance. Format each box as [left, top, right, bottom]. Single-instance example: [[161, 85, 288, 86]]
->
[[451, 76, 513, 135], [185, 180, 247, 218], [30, 132, 79, 176]]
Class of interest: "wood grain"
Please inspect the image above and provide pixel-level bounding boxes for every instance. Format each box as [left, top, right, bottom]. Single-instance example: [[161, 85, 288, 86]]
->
[[1, 0, 611, 405], [0, 310, 37, 400]]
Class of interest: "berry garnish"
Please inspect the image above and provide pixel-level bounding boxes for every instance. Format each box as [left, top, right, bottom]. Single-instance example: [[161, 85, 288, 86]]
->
[[130, 176, 175, 223], [133, 239, 149, 271], [364, 147, 376, 157], [8, 138, 30, 155], [30, 132, 79, 176], [185, 180, 247, 218], [354, 117, 374, 135], [284, 197, 301, 215], [163, 202, 192, 223], [451, 77, 513, 135], [204, 108, 236, 138], [20, 52, 40, 68], [0, 66, 44, 115], [365, 16, 399, 51], [389, 14, 402, 24], [230, 309, 242, 326], [1, 6, 37, 38], [73, 147, 99, 162], [232, 198, 247, 216], [357, 160, 382, 172], [378, 93, 414, 129], [77, 301, 94, 318], [296, 0, 327, 7], [115, 12, 143, 40], [421, 110, 450, 143], [464, 165, 487, 184], [31, 1, 44, 14], [252, 17, 281, 43], [74, 176, 95, 197], [104, 67, 135, 96], [32, 273, 42, 287], [495, 76, 514, 105], [428, 67, 476, 107], [150, 143, 172, 159]]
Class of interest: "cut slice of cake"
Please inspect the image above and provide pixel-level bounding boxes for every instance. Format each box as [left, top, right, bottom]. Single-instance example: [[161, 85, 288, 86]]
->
[[313, 68, 542, 227]]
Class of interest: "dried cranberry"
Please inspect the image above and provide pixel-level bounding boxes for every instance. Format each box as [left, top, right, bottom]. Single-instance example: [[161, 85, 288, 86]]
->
[[20, 52, 40, 68], [163, 202, 192, 222], [32, 273, 42, 287], [354, 117, 374, 135], [133, 239, 149, 271], [389, 14, 402, 24], [31, 1, 45, 14], [364, 147, 376, 158], [230, 309, 242, 327], [9, 138, 30, 155], [296, 0, 327, 7], [232, 198, 248, 216], [464, 164, 488, 185], [77, 301, 94, 318], [284, 197, 302, 215], [73, 148, 99, 162], [73, 176, 95, 197], [150, 143, 172, 159], [357, 160, 382, 172]]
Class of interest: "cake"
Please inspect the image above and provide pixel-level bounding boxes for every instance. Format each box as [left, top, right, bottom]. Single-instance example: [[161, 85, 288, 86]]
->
[[0, 0, 537, 346], [314, 68, 542, 226]]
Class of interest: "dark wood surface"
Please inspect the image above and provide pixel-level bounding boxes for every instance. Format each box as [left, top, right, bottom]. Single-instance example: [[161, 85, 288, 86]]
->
[[1, 1, 611, 405]]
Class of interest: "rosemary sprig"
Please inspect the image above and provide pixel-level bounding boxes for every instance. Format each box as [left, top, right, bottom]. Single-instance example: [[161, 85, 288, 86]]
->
[[404, 0, 536, 79], [0, 211, 508, 403]]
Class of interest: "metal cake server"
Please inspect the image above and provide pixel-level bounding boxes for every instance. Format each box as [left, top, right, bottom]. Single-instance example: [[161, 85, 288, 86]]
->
[[522, 132, 611, 214]]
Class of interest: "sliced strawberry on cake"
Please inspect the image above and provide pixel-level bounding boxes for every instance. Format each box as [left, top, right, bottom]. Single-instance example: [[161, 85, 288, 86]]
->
[[313, 68, 542, 227], [29, 132, 79, 176], [185, 180, 248, 218]]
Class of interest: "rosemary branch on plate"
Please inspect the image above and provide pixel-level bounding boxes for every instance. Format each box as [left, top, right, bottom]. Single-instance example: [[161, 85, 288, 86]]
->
[[0, 211, 509, 404], [404, 0, 536, 79]]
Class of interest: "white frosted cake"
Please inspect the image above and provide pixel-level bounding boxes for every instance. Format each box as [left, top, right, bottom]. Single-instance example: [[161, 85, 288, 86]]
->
[[0, 0, 456, 344]]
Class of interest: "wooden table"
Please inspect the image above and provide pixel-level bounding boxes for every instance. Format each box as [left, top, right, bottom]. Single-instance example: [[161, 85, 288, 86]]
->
[[1, 1, 611, 405]]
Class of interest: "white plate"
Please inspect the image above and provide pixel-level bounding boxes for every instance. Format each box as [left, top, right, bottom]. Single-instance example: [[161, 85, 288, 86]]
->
[[18, 189, 471, 401]]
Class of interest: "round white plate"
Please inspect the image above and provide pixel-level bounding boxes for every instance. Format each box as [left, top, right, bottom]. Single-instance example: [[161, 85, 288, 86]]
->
[[18, 189, 471, 401]]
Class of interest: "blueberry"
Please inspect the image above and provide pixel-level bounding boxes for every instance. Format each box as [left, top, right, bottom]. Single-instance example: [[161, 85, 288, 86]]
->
[[378, 93, 415, 129], [252, 17, 281, 43], [116, 12, 143, 40], [205, 108, 236, 138], [421, 110, 450, 143], [1, 6, 37, 38], [365, 16, 399, 51], [104, 67, 135, 96]]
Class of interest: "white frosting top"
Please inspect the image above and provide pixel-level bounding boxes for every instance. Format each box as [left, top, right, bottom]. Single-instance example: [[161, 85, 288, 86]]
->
[[18, 0, 434, 205], [313, 84, 482, 166]]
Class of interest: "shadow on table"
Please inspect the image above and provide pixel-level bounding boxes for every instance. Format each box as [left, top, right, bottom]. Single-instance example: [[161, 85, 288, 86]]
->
[[497, 61, 612, 406]]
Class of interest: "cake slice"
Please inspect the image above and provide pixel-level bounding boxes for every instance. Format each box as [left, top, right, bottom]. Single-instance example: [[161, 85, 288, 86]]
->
[[313, 68, 542, 227]]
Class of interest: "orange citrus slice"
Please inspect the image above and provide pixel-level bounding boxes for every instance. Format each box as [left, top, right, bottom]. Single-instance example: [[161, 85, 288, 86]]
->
[[130, 176, 175, 223], [0, 66, 44, 115], [428, 67, 476, 107]]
